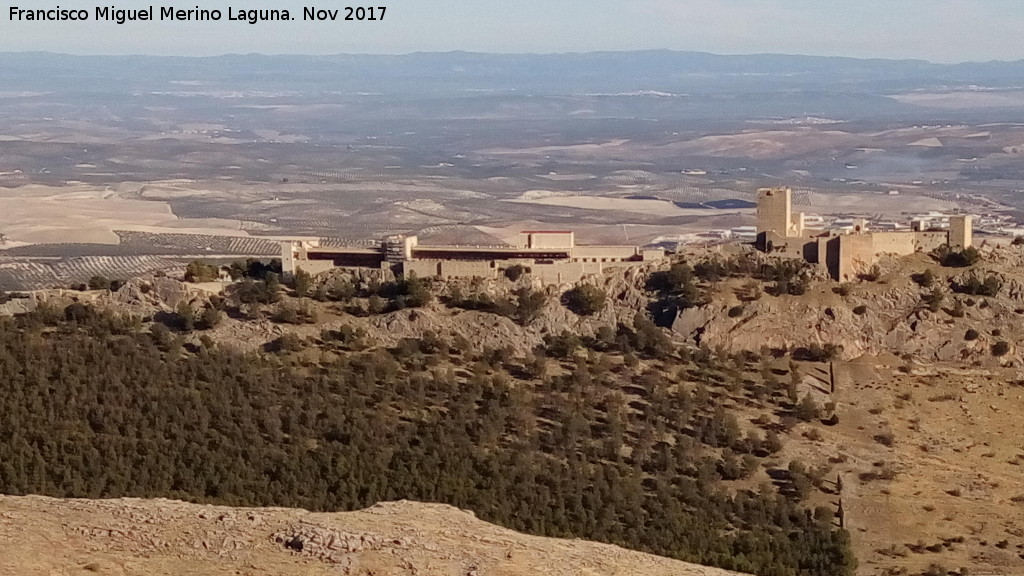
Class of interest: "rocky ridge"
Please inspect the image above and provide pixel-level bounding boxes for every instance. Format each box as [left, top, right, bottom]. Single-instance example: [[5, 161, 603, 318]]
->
[[0, 496, 742, 576]]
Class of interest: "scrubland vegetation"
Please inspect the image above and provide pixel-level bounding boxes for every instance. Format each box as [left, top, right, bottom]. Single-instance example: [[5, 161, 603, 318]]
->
[[0, 302, 855, 576]]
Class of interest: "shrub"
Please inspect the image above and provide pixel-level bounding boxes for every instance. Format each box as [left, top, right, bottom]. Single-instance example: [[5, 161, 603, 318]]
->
[[503, 264, 526, 282], [951, 273, 1002, 297], [184, 260, 220, 283], [992, 341, 1011, 357], [853, 305, 868, 315], [728, 305, 745, 318], [292, 269, 312, 298], [270, 333, 305, 353], [832, 283, 852, 296], [87, 275, 111, 291], [392, 274, 432, 308], [64, 302, 92, 323], [274, 302, 317, 325], [795, 394, 821, 421], [964, 329, 979, 341], [563, 284, 607, 316], [924, 287, 944, 312], [176, 301, 196, 331], [737, 280, 761, 301], [794, 343, 841, 362], [367, 295, 386, 314], [874, 433, 895, 447], [935, 246, 980, 268], [544, 331, 582, 358], [858, 264, 881, 282], [233, 278, 280, 305], [912, 269, 936, 288], [199, 307, 222, 330], [225, 258, 282, 281], [512, 287, 547, 326], [325, 279, 356, 302]]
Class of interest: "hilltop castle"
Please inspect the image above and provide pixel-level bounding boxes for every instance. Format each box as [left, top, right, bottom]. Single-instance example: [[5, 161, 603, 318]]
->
[[282, 231, 665, 285], [755, 187, 972, 281]]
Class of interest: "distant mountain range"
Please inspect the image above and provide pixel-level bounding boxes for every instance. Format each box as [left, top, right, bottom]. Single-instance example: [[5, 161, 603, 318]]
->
[[2, 50, 1023, 95], [3, 50, 1023, 121]]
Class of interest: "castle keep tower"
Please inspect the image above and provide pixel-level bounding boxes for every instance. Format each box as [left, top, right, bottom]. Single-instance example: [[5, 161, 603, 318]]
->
[[757, 187, 802, 237], [949, 215, 973, 250]]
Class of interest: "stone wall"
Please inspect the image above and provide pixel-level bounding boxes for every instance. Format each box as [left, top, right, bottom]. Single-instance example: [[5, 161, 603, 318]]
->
[[294, 260, 335, 276], [837, 234, 874, 281], [440, 260, 497, 279], [521, 232, 575, 249], [762, 231, 818, 262], [402, 260, 442, 278], [870, 232, 918, 257], [531, 261, 602, 285], [281, 241, 297, 274], [914, 231, 949, 253], [570, 245, 641, 261]]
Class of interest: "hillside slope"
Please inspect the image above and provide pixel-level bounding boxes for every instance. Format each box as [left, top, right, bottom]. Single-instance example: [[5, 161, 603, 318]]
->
[[0, 496, 741, 576]]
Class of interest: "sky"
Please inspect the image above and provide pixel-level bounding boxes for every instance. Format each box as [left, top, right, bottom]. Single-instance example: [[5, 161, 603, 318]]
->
[[2, 0, 1022, 63]]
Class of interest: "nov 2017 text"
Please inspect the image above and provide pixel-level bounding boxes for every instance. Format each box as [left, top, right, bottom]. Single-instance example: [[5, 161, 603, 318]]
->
[[8, 6, 386, 25]]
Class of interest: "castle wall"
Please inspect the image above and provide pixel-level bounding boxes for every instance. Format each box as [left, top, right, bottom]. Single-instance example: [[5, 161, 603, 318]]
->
[[837, 234, 874, 282], [870, 232, 918, 256], [914, 231, 949, 253], [294, 260, 336, 276], [762, 231, 817, 261], [522, 231, 575, 249], [403, 259, 498, 279], [531, 261, 602, 284], [440, 260, 497, 279], [281, 241, 297, 274], [402, 260, 441, 278], [571, 245, 641, 260], [640, 249, 667, 261]]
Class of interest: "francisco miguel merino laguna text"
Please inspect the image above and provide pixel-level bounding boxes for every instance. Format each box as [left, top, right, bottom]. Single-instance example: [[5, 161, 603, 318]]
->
[[9, 6, 386, 24]]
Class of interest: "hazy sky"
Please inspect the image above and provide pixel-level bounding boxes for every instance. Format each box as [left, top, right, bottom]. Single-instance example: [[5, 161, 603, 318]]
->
[[2, 0, 1021, 62]]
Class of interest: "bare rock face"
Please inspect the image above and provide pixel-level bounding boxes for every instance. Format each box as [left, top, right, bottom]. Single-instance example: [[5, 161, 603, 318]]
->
[[0, 496, 744, 576], [112, 276, 210, 315], [0, 294, 38, 316], [112, 277, 182, 310], [319, 266, 396, 291], [670, 254, 1024, 365]]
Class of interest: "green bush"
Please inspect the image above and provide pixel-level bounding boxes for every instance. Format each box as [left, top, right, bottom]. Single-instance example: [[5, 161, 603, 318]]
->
[[912, 269, 936, 288], [185, 260, 220, 283], [924, 287, 944, 312], [951, 273, 1002, 297], [87, 275, 112, 291], [292, 269, 313, 298], [935, 246, 980, 268], [563, 284, 607, 316], [503, 264, 526, 282]]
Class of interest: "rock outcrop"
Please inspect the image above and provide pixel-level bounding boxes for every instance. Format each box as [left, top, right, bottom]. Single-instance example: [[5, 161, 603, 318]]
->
[[0, 496, 744, 576]]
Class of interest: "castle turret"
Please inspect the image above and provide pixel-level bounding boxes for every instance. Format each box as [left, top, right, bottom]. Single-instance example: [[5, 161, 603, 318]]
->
[[757, 187, 793, 237], [949, 215, 972, 250]]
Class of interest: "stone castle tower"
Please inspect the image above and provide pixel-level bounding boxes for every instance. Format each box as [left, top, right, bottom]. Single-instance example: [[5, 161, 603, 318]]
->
[[757, 187, 803, 238]]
